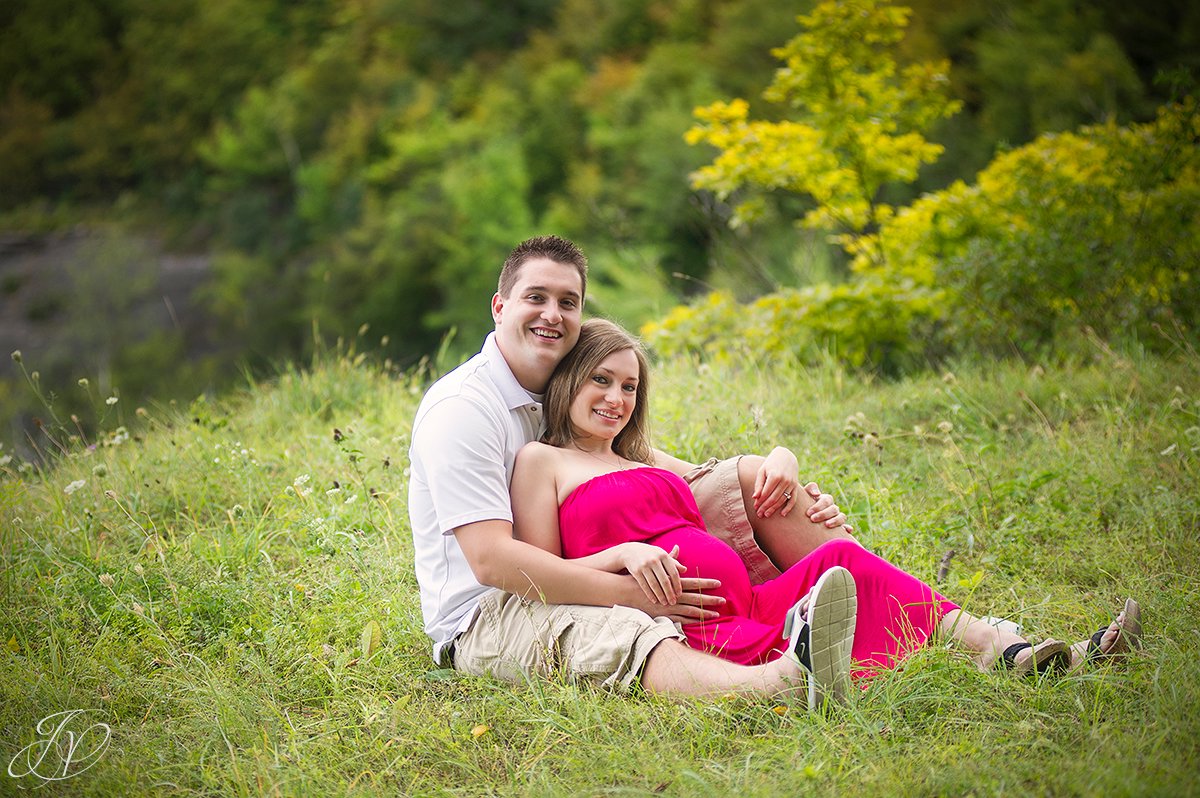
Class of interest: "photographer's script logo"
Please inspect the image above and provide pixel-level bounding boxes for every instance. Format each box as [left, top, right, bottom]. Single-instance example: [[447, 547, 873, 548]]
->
[[8, 709, 112, 783]]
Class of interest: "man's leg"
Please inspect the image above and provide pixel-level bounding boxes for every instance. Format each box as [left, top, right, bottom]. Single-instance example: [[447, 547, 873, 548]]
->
[[452, 590, 829, 703], [735, 455, 856, 571], [640, 638, 802, 698]]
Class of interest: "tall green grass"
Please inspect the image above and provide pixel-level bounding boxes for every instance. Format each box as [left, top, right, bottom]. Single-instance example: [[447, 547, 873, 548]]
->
[[2, 345, 1198, 796]]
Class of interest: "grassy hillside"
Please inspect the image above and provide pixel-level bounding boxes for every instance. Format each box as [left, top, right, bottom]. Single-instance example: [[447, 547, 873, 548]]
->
[[2, 345, 1198, 796]]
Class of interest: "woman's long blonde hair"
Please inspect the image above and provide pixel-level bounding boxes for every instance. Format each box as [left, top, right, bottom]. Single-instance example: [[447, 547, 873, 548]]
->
[[542, 319, 653, 464]]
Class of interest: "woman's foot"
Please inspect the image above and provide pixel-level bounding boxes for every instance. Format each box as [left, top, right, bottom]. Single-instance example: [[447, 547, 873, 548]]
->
[[998, 639, 1071, 676], [1067, 598, 1142, 671]]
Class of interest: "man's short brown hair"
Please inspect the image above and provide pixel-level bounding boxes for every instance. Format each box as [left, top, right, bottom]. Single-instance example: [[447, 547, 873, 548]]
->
[[498, 235, 588, 299]]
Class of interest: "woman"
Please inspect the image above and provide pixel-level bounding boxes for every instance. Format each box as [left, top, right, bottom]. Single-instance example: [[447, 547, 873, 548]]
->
[[511, 319, 1140, 678]]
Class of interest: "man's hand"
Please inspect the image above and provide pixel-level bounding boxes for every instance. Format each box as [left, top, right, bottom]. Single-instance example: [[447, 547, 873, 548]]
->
[[803, 482, 853, 533], [629, 576, 724, 624]]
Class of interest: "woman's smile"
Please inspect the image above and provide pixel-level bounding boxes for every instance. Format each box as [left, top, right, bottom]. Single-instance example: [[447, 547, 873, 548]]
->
[[568, 348, 640, 445]]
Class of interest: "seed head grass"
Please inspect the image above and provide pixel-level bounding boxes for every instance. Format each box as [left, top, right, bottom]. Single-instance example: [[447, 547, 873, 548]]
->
[[1, 348, 1198, 795]]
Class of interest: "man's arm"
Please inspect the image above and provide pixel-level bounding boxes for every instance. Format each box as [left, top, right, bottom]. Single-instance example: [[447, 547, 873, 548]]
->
[[454, 521, 721, 623]]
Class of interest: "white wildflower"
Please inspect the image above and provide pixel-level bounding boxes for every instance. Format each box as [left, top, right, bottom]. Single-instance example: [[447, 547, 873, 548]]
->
[[106, 396, 119, 406], [64, 479, 86, 495]]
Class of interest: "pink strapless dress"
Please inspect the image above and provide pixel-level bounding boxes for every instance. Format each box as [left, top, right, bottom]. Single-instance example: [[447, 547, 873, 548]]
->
[[559, 467, 958, 673]]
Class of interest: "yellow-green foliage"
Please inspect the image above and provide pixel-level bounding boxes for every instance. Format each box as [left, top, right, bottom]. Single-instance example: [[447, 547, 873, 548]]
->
[[653, 99, 1199, 368], [854, 98, 1200, 349], [686, 0, 959, 238], [642, 279, 942, 370]]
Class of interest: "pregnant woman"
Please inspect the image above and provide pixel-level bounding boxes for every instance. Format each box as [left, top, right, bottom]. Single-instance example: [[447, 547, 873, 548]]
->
[[510, 320, 1140, 684]]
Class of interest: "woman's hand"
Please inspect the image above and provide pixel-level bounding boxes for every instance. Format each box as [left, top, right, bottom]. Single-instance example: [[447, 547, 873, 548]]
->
[[752, 447, 801, 518], [619, 543, 686, 605]]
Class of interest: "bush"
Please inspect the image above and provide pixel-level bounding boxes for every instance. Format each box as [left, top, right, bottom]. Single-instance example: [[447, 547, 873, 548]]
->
[[647, 99, 1200, 369]]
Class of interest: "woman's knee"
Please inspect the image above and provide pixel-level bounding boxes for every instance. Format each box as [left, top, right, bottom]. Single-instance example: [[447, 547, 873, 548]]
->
[[811, 537, 865, 563]]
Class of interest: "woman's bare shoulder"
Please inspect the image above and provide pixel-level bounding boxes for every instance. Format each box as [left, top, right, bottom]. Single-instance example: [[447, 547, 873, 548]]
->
[[515, 440, 561, 468]]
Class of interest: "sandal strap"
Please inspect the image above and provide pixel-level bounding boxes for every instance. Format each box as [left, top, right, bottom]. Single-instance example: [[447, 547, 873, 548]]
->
[[999, 642, 1032, 669]]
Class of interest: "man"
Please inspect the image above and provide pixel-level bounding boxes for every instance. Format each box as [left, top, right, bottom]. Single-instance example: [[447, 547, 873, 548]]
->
[[408, 235, 855, 704]]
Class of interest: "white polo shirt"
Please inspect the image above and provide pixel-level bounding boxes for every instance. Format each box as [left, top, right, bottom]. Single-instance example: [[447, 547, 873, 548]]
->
[[408, 333, 544, 664]]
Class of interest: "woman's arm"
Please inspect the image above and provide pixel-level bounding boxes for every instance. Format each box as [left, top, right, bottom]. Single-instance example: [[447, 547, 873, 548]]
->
[[510, 442, 566, 556], [650, 447, 697, 476], [511, 443, 685, 605]]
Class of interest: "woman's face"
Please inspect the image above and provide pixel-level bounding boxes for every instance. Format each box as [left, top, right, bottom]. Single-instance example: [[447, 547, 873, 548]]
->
[[568, 348, 640, 448]]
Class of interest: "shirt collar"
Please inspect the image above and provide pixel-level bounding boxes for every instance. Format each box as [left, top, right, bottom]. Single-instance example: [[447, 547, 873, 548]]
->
[[482, 332, 543, 410]]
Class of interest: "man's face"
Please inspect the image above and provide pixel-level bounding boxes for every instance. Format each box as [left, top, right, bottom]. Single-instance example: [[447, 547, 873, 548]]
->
[[491, 258, 583, 392]]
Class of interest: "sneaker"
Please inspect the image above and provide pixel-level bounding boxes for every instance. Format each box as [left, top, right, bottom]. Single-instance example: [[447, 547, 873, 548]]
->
[[782, 566, 857, 710]]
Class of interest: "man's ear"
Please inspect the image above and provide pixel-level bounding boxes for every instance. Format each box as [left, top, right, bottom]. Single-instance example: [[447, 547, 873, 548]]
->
[[490, 292, 505, 324]]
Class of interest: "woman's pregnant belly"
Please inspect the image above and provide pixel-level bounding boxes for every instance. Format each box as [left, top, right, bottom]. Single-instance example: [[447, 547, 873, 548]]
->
[[646, 527, 753, 618]]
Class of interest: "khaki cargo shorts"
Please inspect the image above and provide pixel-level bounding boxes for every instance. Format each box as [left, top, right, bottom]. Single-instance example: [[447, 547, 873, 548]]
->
[[682, 456, 782, 585], [452, 589, 684, 690]]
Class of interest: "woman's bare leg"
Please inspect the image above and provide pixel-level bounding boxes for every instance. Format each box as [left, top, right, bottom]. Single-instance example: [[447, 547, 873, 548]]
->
[[737, 455, 856, 570], [939, 608, 1044, 671]]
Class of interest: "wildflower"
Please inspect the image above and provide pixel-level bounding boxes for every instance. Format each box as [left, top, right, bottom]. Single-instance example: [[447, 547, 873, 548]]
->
[[30, 371, 39, 382], [10, 350, 20, 363], [131, 602, 145, 616], [772, 705, 788, 716], [105, 490, 117, 499], [92, 463, 108, 477], [937, 421, 954, 434], [345, 493, 358, 505], [78, 378, 89, 387], [470, 724, 489, 739], [99, 573, 115, 588], [0, 455, 11, 467], [64, 479, 86, 495], [293, 474, 313, 498], [136, 407, 148, 417], [106, 396, 118, 406], [133, 563, 144, 576]]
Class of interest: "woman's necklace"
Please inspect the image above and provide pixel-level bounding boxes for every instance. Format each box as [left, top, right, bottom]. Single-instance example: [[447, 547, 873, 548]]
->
[[570, 444, 639, 471]]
